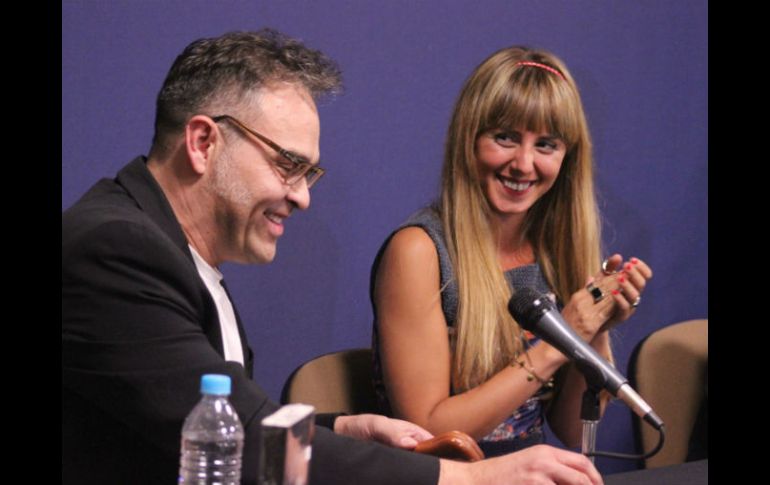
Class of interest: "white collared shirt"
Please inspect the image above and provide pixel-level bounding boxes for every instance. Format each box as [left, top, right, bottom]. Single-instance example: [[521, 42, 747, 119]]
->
[[189, 245, 244, 366]]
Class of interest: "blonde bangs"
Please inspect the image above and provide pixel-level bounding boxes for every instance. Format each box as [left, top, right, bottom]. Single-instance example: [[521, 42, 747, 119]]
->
[[479, 67, 582, 148]]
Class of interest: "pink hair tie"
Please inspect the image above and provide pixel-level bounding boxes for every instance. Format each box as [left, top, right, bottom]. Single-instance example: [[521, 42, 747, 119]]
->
[[515, 61, 566, 80]]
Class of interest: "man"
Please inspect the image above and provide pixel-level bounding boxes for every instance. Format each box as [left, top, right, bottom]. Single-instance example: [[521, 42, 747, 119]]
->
[[62, 29, 602, 485]]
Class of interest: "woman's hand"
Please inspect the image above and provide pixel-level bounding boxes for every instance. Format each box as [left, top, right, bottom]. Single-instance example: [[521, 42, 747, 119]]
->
[[334, 414, 434, 449], [602, 254, 653, 329], [560, 254, 653, 342]]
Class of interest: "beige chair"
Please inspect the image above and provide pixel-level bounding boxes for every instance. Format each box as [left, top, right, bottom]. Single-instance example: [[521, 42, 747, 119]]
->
[[281, 348, 379, 414], [281, 349, 487, 462], [629, 319, 708, 468]]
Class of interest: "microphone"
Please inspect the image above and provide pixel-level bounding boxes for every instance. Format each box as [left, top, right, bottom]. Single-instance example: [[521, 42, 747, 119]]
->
[[508, 287, 663, 430]]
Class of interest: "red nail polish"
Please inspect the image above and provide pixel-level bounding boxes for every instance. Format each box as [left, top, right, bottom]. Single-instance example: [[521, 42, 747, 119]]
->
[[612, 289, 620, 295], [619, 276, 625, 283], [631, 257, 639, 264], [625, 263, 633, 271]]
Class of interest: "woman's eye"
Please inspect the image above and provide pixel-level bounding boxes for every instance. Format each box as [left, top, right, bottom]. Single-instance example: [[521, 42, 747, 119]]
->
[[536, 140, 559, 152], [493, 133, 517, 147]]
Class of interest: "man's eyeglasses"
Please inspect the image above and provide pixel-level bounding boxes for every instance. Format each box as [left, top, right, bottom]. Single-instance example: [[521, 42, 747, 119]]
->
[[211, 114, 325, 188]]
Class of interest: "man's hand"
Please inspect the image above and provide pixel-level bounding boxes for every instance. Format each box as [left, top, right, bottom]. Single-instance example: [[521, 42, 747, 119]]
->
[[440, 444, 603, 485], [334, 414, 434, 449]]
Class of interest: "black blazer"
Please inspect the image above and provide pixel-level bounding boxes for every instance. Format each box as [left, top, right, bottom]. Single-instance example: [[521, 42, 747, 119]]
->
[[62, 157, 439, 485]]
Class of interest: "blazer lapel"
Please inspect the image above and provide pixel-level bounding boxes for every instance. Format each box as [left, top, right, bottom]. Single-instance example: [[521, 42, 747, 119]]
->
[[114, 156, 226, 357], [220, 279, 254, 378]]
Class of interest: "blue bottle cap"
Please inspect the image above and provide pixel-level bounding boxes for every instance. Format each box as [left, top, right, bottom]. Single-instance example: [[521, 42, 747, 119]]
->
[[200, 374, 231, 396]]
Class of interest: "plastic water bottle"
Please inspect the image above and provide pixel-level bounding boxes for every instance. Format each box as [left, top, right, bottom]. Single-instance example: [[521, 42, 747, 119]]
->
[[179, 374, 244, 484]]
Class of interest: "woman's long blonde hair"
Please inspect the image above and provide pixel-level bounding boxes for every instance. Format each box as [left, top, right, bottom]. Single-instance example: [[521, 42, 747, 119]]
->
[[441, 46, 602, 392]]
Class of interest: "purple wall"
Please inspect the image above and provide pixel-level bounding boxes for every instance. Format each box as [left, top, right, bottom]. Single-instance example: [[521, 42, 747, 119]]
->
[[62, 0, 707, 474]]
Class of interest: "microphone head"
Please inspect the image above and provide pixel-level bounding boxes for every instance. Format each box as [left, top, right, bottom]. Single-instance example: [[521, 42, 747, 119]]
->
[[508, 288, 555, 331]]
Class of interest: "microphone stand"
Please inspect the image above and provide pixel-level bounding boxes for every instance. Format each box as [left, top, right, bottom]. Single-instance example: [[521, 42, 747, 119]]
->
[[580, 386, 601, 463]]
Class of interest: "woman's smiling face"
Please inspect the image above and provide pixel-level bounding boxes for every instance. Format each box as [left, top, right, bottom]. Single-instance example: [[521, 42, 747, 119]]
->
[[475, 127, 566, 221]]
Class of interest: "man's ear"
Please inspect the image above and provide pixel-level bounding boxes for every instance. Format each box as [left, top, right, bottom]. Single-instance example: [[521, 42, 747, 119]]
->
[[184, 115, 220, 175]]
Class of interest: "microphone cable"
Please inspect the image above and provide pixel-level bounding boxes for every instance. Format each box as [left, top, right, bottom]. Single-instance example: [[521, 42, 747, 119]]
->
[[584, 424, 665, 461]]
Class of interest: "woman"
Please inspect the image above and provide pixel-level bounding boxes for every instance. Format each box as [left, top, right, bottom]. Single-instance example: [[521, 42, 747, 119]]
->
[[370, 46, 652, 457]]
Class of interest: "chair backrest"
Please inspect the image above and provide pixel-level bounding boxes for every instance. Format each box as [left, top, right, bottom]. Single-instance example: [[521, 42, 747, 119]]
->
[[628, 319, 708, 468], [280, 348, 379, 415]]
